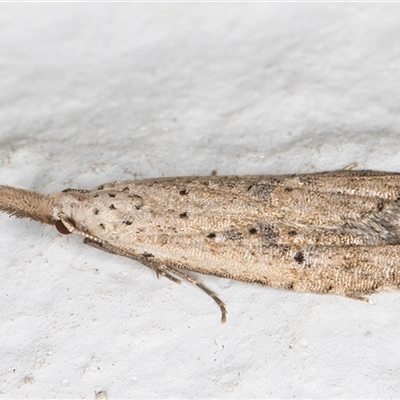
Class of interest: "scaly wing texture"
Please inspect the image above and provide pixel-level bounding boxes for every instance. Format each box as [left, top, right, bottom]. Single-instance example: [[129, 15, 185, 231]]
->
[[57, 170, 400, 298]]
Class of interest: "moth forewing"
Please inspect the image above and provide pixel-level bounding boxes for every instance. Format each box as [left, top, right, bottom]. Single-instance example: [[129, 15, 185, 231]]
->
[[2, 169, 400, 322]]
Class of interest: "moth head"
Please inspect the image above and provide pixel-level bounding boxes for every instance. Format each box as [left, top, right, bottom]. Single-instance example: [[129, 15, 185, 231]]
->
[[52, 189, 144, 241], [51, 191, 95, 238]]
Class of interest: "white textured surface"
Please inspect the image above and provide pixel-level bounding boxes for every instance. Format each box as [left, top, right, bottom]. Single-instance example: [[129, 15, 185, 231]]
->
[[1, 3, 400, 398]]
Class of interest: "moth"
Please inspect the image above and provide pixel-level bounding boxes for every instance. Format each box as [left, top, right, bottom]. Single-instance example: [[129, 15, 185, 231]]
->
[[1, 169, 400, 322]]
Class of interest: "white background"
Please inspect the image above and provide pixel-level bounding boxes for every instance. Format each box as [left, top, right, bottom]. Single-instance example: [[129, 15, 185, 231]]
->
[[1, 3, 400, 399]]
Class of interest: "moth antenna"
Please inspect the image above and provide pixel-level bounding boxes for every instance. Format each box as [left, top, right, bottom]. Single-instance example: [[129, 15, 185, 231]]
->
[[0, 185, 56, 225]]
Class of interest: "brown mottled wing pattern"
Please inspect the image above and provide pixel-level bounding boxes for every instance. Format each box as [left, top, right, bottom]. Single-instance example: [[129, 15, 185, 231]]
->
[[60, 170, 400, 302], [3, 169, 400, 321]]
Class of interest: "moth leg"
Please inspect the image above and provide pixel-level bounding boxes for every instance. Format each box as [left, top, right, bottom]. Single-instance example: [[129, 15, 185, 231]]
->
[[83, 238, 227, 322], [166, 266, 227, 323], [83, 238, 181, 284], [343, 163, 358, 170], [345, 293, 370, 302]]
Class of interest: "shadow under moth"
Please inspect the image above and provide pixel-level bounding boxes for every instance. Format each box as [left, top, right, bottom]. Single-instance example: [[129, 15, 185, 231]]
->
[[1, 168, 400, 322]]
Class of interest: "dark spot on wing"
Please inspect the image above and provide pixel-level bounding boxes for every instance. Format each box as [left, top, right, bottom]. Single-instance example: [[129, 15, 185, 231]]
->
[[227, 231, 243, 242], [294, 251, 305, 263], [260, 224, 279, 245], [62, 188, 90, 193], [249, 227, 257, 234], [179, 212, 188, 218], [207, 233, 216, 239], [179, 189, 188, 196], [299, 177, 313, 185], [128, 194, 143, 209], [143, 252, 154, 258], [94, 208, 99, 215], [108, 193, 116, 198], [247, 183, 275, 200], [285, 282, 294, 290], [109, 204, 116, 210]]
